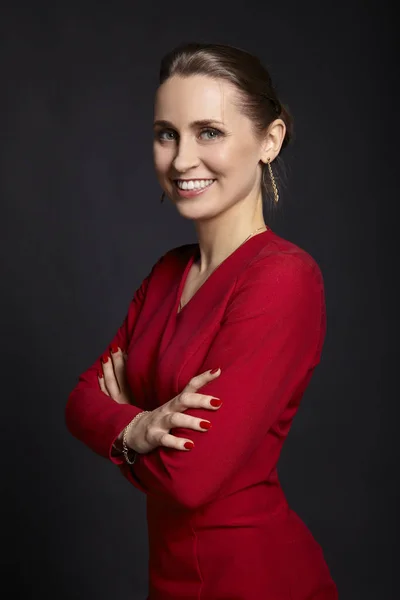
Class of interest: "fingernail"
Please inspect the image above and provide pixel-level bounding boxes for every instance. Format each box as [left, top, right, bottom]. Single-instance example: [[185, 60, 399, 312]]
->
[[101, 353, 109, 363], [184, 441, 195, 449], [210, 399, 222, 407], [210, 367, 220, 374], [98, 370, 103, 379], [110, 343, 118, 354], [200, 421, 212, 430]]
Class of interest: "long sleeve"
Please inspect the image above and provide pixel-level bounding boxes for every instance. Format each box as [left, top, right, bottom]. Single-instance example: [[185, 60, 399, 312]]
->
[[65, 260, 158, 465], [122, 252, 326, 509]]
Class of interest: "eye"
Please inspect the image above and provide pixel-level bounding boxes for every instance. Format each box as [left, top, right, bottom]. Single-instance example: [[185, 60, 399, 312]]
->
[[155, 129, 176, 142], [154, 127, 223, 143], [199, 128, 222, 140]]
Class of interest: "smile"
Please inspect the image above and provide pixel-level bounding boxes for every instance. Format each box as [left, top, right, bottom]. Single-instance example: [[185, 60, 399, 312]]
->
[[173, 179, 216, 199], [175, 179, 215, 190]]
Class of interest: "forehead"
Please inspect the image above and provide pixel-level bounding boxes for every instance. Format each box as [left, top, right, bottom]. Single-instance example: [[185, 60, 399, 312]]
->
[[154, 75, 239, 124]]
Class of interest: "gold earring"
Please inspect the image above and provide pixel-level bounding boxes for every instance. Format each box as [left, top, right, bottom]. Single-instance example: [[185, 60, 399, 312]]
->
[[160, 191, 165, 203], [267, 157, 279, 204]]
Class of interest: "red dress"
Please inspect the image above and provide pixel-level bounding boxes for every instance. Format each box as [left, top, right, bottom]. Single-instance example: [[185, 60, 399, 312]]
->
[[65, 229, 338, 599]]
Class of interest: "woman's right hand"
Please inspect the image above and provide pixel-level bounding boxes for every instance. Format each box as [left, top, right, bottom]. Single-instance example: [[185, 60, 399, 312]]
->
[[126, 368, 223, 454]]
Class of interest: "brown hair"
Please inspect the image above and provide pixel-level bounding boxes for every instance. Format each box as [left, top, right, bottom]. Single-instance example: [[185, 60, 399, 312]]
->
[[158, 42, 294, 211]]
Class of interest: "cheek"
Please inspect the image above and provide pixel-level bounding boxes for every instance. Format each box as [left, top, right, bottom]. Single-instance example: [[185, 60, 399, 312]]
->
[[153, 146, 172, 174], [209, 142, 257, 177], [206, 146, 235, 175]]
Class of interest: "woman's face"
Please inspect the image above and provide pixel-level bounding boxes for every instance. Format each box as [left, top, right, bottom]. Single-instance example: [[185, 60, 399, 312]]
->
[[153, 74, 267, 220]]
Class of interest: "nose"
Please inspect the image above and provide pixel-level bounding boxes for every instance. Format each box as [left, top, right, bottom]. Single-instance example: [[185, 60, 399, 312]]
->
[[172, 136, 200, 173]]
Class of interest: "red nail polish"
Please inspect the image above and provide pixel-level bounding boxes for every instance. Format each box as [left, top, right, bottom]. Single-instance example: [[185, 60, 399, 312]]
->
[[110, 343, 118, 354], [210, 367, 220, 374], [101, 353, 109, 363], [200, 421, 212, 429], [210, 399, 222, 407], [98, 370, 103, 379], [184, 441, 194, 449]]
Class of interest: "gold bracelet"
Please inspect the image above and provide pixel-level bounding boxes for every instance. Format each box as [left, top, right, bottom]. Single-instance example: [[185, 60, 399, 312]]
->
[[122, 411, 151, 465]]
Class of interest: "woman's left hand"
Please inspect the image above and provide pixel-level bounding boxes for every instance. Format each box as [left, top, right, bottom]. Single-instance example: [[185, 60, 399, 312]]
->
[[97, 344, 133, 404]]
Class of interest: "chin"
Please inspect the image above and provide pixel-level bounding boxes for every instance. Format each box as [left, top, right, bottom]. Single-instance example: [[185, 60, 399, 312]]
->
[[176, 203, 223, 223]]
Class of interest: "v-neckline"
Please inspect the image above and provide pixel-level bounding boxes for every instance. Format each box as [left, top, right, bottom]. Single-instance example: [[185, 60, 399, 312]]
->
[[175, 228, 273, 317]]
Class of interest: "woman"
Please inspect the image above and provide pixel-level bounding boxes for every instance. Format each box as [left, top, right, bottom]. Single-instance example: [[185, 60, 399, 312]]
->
[[65, 42, 338, 599]]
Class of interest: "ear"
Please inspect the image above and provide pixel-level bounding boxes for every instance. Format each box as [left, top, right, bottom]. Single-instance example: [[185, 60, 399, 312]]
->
[[260, 118, 286, 163]]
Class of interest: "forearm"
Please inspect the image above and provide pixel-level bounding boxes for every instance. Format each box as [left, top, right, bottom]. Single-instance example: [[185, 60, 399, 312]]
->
[[65, 382, 143, 463]]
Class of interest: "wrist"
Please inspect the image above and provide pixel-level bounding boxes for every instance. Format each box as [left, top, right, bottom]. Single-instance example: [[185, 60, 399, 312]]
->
[[112, 438, 123, 455], [122, 411, 150, 465], [111, 412, 145, 456]]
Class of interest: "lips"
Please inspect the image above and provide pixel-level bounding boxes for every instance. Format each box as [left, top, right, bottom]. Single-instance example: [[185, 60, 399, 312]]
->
[[174, 178, 215, 188], [175, 179, 215, 189], [173, 179, 216, 198]]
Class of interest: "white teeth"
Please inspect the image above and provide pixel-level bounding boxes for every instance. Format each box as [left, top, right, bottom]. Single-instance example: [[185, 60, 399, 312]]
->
[[176, 179, 214, 190]]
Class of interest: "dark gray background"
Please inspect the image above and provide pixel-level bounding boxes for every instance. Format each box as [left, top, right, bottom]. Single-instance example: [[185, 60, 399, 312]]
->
[[1, 1, 396, 598]]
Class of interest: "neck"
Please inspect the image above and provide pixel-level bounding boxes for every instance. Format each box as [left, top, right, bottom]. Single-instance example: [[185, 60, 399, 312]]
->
[[194, 223, 267, 275], [192, 192, 268, 274]]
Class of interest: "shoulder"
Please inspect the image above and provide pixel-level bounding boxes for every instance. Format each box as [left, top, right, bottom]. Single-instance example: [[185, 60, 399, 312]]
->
[[225, 232, 325, 323], [159, 243, 196, 267], [241, 231, 324, 289], [163, 242, 197, 263], [146, 243, 196, 280]]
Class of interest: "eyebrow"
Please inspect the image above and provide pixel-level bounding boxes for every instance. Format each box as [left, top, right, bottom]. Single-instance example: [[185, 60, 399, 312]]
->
[[153, 119, 225, 129]]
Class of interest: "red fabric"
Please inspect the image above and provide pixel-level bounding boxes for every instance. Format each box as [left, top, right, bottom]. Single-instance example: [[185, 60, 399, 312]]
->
[[65, 229, 338, 599]]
